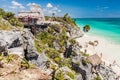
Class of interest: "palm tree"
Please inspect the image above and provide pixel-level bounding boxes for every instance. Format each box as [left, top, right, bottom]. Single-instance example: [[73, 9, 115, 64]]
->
[[83, 24, 90, 32], [63, 13, 68, 21], [52, 13, 55, 21], [52, 13, 55, 17]]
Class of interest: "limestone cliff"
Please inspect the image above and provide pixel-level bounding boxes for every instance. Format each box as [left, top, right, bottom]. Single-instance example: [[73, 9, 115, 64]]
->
[[0, 17, 119, 80]]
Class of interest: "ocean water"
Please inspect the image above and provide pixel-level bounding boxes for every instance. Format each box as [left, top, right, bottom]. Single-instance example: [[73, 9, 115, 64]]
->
[[75, 18, 120, 45]]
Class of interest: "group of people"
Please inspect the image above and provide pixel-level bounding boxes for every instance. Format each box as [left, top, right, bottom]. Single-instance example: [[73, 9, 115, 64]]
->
[[19, 15, 34, 25]]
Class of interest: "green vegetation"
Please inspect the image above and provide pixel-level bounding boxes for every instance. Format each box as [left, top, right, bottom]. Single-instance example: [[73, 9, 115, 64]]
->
[[54, 69, 74, 80], [67, 71, 74, 79], [20, 58, 35, 69], [96, 75, 102, 80], [74, 61, 80, 66], [83, 24, 90, 32], [82, 59, 90, 65], [45, 48, 63, 67], [0, 54, 19, 67], [6, 55, 14, 64], [82, 53, 89, 57], [81, 51, 90, 57], [55, 70, 64, 80], [34, 39, 44, 53], [35, 14, 80, 80], [0, 53, 4, 67], [35, 24, 68, 53], [45, 16, 50, 20], [51, 64, 56, 70], [36, 31, 56, 48], [63, 13, 76, 27], [59, 58, 72, 68], [69, 39, 76, 45], [45, 13, 77, 27], [0, 8, 23, 30]]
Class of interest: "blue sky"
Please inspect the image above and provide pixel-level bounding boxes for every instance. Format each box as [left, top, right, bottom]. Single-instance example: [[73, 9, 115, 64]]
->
[[0, 0, 120, 18]]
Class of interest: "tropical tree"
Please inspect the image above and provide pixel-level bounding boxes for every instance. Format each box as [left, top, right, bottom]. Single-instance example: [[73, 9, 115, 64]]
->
[[52, 13, 55, 17], [63, 13, 68, 21], [3, 12, 14, 20], [52, 13, 55, 21], [0, 8, 5, 18], [83, 24, 90, 32]]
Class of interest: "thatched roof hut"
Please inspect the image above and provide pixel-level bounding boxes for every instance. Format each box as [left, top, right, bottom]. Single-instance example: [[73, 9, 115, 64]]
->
[[87, 54, 102, 66]]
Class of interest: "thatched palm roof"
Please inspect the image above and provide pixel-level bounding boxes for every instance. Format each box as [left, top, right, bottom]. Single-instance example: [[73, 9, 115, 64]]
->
[[87, 54, 102, 66]]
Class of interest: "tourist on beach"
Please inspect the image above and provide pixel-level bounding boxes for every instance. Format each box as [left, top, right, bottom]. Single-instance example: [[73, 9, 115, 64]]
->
[[84, 42, 88, 48], [113, 60, 117, 66], [84, 49, 87, 53], [100, 53, 102, 58]]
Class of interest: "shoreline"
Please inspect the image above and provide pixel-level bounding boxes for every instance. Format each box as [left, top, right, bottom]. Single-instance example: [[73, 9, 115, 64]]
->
[[76, 33, 120, 76]]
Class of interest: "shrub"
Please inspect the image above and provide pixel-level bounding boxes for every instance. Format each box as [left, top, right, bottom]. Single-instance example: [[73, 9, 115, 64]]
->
[[83, 24, 90, 32], [45, 16, 50, 20], [76, 62, 81, 66], [54, 57, 61, 63], [61, 59, 72, 68], [45, 48, 61, 60], [34, 40, 44, 53], [59, 47, 65, 53], [82, 59, 90, 66], [6, 55, 14, 64], [96, 75, 102, 80], [82, 53, 89, 57], [51, 64, 56, 70], [69, 39, 76, 45], [36, 31, 56, 48], [0, 8, 23, 28], [50, 24, 61, 33], [0, 53, 4, 67], [55, 70, 64, 80], [20, 58, 35, 69], [63, 13, 76, 27], [58, 40, 65, 47], [48, 27, 54, 34], [67, 71, 74, 79]]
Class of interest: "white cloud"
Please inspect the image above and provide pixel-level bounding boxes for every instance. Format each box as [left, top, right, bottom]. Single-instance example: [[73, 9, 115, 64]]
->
[[44, 3, 61, 15], [10, 1, 25, 9], [27, 3, 38, 6], [27, 3, 32, 6], [52, 7, 58, 10], [12, 1, 21, 6], [46, 3, 53, 8], [96, 6, 109, 12], [19, 5, 25, 9], [9, 6, 16, 9], [58, 10, 61, 12]]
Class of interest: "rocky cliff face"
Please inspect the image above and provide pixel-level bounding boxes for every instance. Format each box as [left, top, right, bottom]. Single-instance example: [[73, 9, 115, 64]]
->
[[0, 21, 118, 80]]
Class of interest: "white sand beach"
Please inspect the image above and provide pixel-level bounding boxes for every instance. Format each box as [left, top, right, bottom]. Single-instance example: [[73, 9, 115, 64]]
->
[[76, 34, 120, 76]]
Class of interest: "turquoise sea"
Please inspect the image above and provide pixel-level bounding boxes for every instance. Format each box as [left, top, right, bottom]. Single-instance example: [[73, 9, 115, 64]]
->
[[75, 18, 120, 45]]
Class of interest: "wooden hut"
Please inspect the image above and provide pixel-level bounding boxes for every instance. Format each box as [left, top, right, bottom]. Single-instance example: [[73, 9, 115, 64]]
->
[[87, 54, 102, 66]]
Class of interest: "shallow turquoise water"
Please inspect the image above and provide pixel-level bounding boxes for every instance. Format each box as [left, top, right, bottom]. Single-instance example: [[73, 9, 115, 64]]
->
[[75, 18, 120, 45]]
